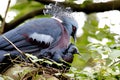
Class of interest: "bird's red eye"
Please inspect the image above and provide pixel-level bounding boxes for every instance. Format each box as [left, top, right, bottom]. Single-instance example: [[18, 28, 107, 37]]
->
[[72, 26, 76, 32]]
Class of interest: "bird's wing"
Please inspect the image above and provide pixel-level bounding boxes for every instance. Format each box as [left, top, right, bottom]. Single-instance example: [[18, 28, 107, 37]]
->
[[0, 18, 62, 52]]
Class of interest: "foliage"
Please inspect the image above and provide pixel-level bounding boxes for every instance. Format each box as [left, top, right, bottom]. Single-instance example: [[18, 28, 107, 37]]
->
[[10, 0, 44, 19], [70, 12, 120, 79], [66, 43, 120, 80]]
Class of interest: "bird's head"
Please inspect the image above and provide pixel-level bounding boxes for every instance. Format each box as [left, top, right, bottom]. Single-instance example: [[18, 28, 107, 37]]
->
[[44, 3, 78, 42], [60, 15, 78, 42], [67, 43, 80, 56]]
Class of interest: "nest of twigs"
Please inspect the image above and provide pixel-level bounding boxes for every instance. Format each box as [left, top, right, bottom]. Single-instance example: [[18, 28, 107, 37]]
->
[[1, 54, 71, 80]]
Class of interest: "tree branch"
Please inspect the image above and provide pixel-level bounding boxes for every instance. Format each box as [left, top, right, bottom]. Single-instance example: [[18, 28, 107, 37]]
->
[[4, 8, 44, 33], [35, 0, 120, 14], [3, 0, 120, 33], [1, 0, 11, 34], [0, 15, 3, 22]]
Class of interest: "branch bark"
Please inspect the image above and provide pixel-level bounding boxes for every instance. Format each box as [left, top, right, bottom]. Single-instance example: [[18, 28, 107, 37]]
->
[[35, 0, 120, 13], [4, 8, 44, 33], [3, 0, 120, 33], [1, 0, 11, 34]]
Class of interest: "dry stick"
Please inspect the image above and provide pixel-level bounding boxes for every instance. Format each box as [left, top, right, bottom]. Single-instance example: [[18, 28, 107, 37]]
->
[[0, 0, 11, 34], [2, 35, 29, 61], [2, 35, 40, 67]]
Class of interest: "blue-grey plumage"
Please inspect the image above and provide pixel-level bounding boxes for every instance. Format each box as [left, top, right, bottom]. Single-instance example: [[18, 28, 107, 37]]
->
[[0, 18, 60, 61], [60, 15, 78, 42], [44, 3, 78, 42], [63, 44, 80, 63], [52, 43, 80, 63], [0, 16, 78, 63]]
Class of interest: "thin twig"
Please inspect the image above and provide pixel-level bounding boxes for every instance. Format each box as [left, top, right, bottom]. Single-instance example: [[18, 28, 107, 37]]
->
[[2, 35, 40, 67], [1, 0, 11, 34], [2, 35, 25, 55]]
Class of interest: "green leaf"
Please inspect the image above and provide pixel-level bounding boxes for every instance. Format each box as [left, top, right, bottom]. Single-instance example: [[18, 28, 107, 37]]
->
[[109, 49, 120, 60], [44, 60, 53, 65], [105, 58, 112, 66], [11, 1, 43, 10], [10, 1, 43, 19], [71, 54, 86, 70], [96, 31, 107, 40]]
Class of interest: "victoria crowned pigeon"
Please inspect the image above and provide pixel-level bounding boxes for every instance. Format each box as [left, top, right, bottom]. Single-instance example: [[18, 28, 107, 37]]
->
[[0, 4, 79, 68]]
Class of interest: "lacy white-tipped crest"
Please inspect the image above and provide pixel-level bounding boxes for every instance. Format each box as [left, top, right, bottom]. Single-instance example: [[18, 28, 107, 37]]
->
[[43, 3, 74, 20]]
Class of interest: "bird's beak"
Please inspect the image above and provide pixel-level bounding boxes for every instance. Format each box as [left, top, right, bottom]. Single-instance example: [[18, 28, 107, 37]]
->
[[71, 31, 77, 43], [72, 45, 81, 56], [75, 49, 81, 56]]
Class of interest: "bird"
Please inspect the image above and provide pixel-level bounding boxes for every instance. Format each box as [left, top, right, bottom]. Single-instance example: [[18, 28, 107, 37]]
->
[[0, 4, 79, 66], [63, 43, 80, 63], [52, 43, 80, 63]]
